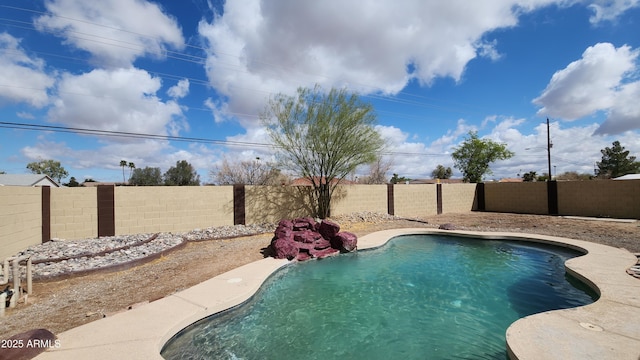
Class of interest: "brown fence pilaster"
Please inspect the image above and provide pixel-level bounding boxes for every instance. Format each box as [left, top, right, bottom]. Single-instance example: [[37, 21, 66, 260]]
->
[[547, 180, 558, 215], [41, 186, 51, 243], [233, 184, 246, 225], [387, 184, 394, 216], [475, 183, 485, 211], [97, 185, 115, 236], [436, 183, 443, 214]]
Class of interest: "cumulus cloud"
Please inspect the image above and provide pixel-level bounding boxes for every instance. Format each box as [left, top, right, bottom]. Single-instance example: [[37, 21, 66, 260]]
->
[[48, 67, 185, 139], [34, 0, 185, 68], [167, 79, 190, 99], [198, 0, 561, 127], [533, 42, 640, 134], [587, 0, 640, 23], [0, 32, 55, 107], [481, 119, 609, 179]]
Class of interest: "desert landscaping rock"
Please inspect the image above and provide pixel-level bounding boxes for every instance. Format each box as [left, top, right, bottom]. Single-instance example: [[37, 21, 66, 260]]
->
[[10, 223, 275, 280]]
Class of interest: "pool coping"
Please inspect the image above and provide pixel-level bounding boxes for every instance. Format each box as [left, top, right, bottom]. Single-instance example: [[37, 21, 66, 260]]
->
[[33, 228, 640, 360]]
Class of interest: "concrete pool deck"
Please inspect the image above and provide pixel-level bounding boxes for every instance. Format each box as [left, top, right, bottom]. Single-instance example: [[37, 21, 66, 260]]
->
[[33, 229, 640, 360]]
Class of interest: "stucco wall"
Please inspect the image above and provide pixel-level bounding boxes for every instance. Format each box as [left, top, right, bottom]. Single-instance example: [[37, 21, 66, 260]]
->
[[0, 187, 41, 260], [392, 184, 438, 218], [114, 186, 234, 235], [245, 185, 315, 223], [441, 183, 478, 213], [558, 180, 640, 219], [50, 187, 97, 240], [484, 182, 548, 214], [331, 184, 388, 216]]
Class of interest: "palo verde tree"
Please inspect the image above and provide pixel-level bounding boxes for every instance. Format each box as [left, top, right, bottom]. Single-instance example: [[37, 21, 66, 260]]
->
[[596, 141, 640, 178], [451, 131, 514, 183], [262, 85, 385, 218], [26, 159, 69, 183]]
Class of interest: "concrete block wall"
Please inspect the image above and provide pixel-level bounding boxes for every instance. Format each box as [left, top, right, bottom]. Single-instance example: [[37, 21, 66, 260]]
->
[[441, 184, 478, 213], [0, 187, 42, 260], [50, 187, 97, 240], [245, 185, 315, 224], [392, 184, 438, 218], [558, 180, 640, 219], [331, 185, 388, 216], [114, 186, 234, 235], [484, 182, 548, 214]]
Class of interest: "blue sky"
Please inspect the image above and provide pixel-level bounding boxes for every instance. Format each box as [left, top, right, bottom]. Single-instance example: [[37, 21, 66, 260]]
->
[[1, 0, 639, 183]]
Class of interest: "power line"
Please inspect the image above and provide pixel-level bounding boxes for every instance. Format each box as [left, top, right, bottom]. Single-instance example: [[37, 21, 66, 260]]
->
[[0, 121, 450, 158]]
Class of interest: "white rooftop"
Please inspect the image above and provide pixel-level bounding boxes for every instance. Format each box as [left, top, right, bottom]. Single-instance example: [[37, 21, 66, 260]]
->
[[0, 174, 60, 187]]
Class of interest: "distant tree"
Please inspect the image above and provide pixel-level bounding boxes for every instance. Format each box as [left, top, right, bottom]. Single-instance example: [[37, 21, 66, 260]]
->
[[537, 173, 550, 182], [556, 171, 593, 181], [522, 171, 537, 182], [262, 85, 385, 218], [83, 178, 96, 183], [64, 176, 80, 187], [389, 173, 411, 184], [211, 157, 282, 185], [119, 160, 127, 183], [26, 159, 69, 183], [359, 157, 392, 184], [164, 160, 200, 186], [128, 162, 135, 182], [0, 171, 5, 174], [596, 141, 640, 178], [431, 164, 453, 179], [451, 131, 514, 183], [129, 167, 163, 186]]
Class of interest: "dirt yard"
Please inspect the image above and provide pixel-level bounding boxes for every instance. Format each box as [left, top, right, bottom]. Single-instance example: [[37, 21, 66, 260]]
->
[[1, 212, 638, 341]]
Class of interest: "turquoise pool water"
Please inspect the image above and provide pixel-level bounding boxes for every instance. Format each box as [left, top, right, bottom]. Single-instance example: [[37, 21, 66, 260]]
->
[[161, 234, 597, 360]]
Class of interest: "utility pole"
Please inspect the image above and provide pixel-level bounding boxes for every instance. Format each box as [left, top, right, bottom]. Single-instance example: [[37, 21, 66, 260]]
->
[[547, 118, 552, 181]]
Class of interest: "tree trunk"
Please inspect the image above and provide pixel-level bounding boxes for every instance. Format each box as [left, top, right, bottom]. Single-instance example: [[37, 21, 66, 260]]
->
[[317, 183, 331, 218]]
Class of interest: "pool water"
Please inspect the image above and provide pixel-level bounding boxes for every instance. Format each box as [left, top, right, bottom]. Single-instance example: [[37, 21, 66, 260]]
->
[[161, 234, 597, 360]]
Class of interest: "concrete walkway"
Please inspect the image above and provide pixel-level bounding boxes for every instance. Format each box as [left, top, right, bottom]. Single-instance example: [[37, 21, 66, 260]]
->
[[34, 229, 640, 360]]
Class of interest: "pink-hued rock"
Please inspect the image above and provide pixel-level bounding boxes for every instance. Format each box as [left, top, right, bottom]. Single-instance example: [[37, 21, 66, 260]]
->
[[270, 218, 358, 261], [273, 238, 299, 260], [274, 226, 293, 240], [277, 219, 294, 229], [309, 247, 340, 259], [313, 238, 331, 250], [292, 216, 316, 230], [294, 229, 321, 243], [331, 231, 358, 252], [318, 220, 341, 239], [296, 242, 315, 251]]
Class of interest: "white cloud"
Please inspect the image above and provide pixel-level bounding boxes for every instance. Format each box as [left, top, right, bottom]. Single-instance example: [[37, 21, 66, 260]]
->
[[48, 67, 185, 139], [533, 42, 640, 134], [587, 0, 640, 23], [197, 0, 561, 128], [0, 32, 55, 107], [167, 79, 190, 99], [595, 82, 640, 135], [34, 0, 184, 68]]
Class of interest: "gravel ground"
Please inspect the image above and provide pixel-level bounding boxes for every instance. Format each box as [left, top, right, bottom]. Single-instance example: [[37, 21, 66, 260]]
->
[[1, 211, 638, 341]]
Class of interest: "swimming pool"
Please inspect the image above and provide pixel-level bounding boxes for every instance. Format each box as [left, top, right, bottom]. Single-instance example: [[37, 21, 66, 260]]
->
[[161, 234, 597, 359]]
